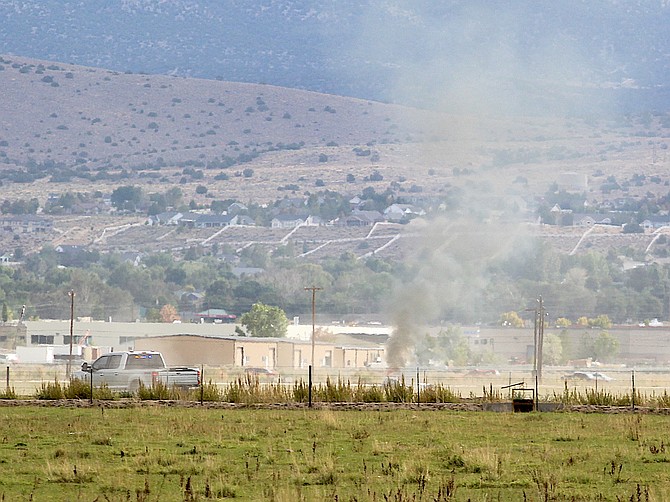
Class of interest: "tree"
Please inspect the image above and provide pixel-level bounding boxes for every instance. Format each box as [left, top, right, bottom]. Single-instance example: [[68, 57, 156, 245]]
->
[[500, 311, 524, 327], [160, 304, 180, 323], [555, 317, 571, 328], [592, 331, 619, 362], [576, 316, 589, 327], [542, 332, 563, 365], [588, 314, 612, 329], [111, 186, 142, 211], [240, 303, 288, 338], [437, 325, 470, 366], [205, 278, 234, 310], [1, 302, 7, 323], [145, 308, 161, 322]]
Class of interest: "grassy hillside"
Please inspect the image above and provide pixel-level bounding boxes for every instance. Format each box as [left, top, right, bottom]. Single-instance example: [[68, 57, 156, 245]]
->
[[1, 54, 669, 264]]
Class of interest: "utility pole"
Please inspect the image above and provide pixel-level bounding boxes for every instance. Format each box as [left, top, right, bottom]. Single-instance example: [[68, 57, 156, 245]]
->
[[67, 290, 75, 377], [304, 286, 322, 409], [304, 286, 322, 368], [526, 295, 547, 411], [536, 296, 546, 382]]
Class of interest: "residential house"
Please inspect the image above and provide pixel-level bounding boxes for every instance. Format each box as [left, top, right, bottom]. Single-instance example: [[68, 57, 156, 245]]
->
[[348, 196, 363, 210], [55, 244, 84, 255], [573, 213, 614, 227], [176, 212, 201, 228], [271, 214, 306, 229], [227, 202, 248, 215], [641, 215, 670, 229], [0, 215, 52, 233], [549, 204, 573, 226], [383, 203, 426, 223], [148, 211, 184, 226], [235, 215, 255, 226], [304, 215, 324, 226], [195, 309, 237, 323], [177, 291, 205, 317], [336, 210, 384, 227], [193, 213, 237, 228]]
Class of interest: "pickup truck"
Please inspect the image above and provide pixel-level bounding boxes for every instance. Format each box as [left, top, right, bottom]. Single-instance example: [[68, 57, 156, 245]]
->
[[73, 351, 200, 392]]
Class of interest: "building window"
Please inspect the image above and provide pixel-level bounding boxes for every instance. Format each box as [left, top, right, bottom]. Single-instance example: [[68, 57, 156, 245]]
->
[[31, 335, 54, 345], [120, 336, 136, 344], [63, 335, 91, 345]]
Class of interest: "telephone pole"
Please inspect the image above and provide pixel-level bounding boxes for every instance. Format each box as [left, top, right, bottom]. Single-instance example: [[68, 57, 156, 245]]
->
[[304, 286, 322, 367], [304, 286, 322, 409], [526, 295, 547, 411], [67, 290, 75, 377]]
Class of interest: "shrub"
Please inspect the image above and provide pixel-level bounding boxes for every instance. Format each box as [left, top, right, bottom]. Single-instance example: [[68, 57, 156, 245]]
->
[[136, 381, 184, 400], [35, 379, 65, 400], [0, 387, 17, 399], [383, 376, 414, 403], [198, 381, 223, 402]]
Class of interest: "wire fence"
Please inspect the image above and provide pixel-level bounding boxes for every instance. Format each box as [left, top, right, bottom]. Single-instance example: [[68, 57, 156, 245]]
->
[[3, 363, 670, 405]]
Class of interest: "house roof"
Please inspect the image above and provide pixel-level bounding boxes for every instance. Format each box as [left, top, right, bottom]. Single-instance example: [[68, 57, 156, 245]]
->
[[196, 309, 236, 319], [272, 214, 306, 222], [195, 213, 235, 225], [347, 210, 384, 222]]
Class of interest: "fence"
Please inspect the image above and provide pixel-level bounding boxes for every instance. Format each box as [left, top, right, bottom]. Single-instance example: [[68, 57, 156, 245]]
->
[[4, 363, 670, 407]]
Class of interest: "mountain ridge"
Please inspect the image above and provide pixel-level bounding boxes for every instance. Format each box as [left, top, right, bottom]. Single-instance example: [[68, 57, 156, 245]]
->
[[2, 1, 670, 112]]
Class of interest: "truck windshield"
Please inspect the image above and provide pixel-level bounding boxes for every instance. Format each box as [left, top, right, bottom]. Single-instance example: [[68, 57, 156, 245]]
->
[[125, 353, 164, 369]]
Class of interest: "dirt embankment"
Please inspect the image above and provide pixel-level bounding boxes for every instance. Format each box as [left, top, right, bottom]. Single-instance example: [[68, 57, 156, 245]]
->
[[0, 399, 668, 414]]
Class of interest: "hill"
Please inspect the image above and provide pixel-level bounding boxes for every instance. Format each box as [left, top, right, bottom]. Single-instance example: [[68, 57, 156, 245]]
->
[[1, 1, 670, 115], [0, 54, 669, 264]]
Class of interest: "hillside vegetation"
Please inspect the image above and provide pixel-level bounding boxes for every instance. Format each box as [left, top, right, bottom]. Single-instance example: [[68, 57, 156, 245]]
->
[[1, 56, 670, 328]]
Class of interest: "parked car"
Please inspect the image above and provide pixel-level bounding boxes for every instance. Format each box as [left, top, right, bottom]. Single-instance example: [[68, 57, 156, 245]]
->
[[73, 350, 200, 391], [591, 372, 614, 381], [244, 367, 279, 381], [563, 371, 613, 382], [466, 369, 500, 376]]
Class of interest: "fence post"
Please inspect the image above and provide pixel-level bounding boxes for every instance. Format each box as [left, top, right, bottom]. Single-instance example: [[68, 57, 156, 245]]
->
[[631, 370, 635, 412], [6, 365, 9, 391], [416, 367, 420, 405], [89, 369, 93, 404], [308, 365, 313, 408], [200, 365, 204, 405]]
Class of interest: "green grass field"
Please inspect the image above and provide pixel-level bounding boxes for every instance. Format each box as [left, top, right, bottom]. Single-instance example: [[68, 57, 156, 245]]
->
[[0, 405, 668, 501]]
